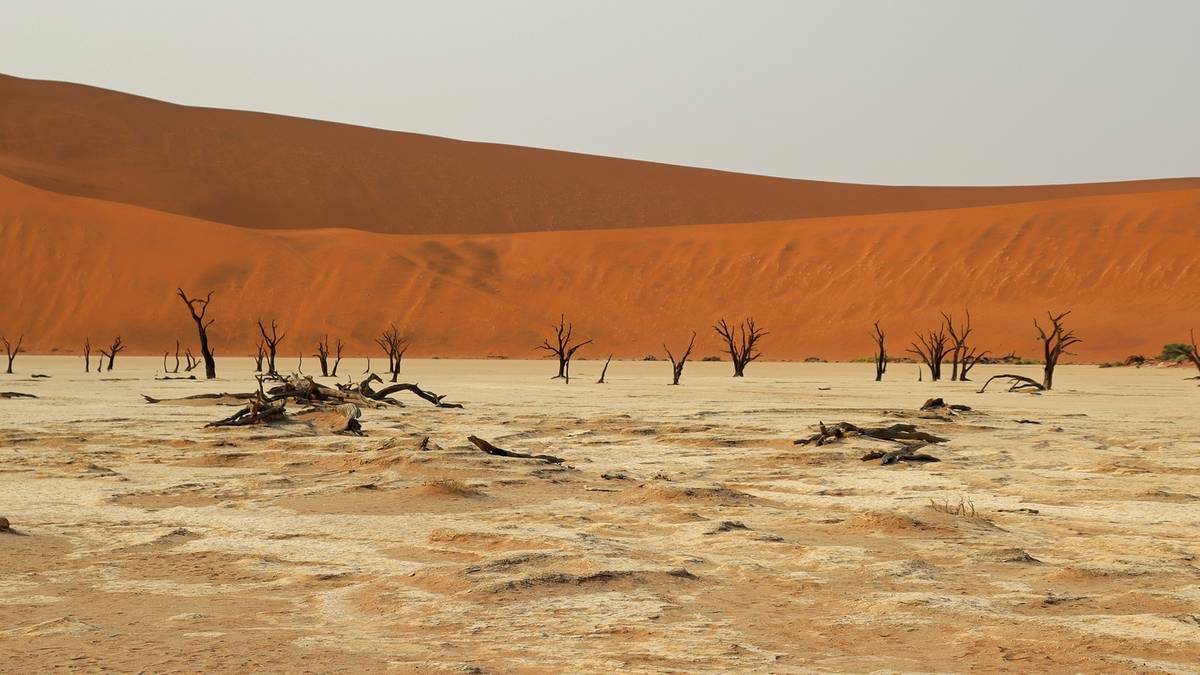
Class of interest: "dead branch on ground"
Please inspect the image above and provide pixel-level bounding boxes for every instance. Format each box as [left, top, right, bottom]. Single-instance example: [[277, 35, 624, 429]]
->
[[466, 435, 565, 465]]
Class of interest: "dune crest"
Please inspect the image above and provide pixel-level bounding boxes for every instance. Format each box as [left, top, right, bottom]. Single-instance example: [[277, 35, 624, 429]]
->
[[3, 72, 1199, 236]]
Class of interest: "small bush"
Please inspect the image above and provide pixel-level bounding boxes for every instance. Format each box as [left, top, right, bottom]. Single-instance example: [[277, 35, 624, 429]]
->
[[1161, 343, 1194, 362]]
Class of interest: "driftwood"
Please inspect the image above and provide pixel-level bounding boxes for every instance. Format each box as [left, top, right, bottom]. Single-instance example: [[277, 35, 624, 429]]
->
[[142, 392, 256, 404], [794, 422, 949, 447], [466, 435, 565, 465], [977, 374, 1046, 393], [0, 392, 37, 399]]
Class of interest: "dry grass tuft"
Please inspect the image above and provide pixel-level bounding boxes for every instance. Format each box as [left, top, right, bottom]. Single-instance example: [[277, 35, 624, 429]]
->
[[928, 496, 977, 518]]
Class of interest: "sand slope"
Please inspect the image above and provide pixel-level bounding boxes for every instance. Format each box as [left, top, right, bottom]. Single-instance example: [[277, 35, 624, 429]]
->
[[4, 73, 1200, 235], [3, 174, 1198, 361]]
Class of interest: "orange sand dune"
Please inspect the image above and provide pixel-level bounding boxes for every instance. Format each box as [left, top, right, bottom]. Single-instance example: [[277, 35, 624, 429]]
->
[[3, 174, 1197, 362], [3, 72, 1200, 236]]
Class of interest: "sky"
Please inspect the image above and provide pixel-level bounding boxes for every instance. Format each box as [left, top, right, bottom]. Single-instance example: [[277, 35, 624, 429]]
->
[[3, 0, 1197, 185]]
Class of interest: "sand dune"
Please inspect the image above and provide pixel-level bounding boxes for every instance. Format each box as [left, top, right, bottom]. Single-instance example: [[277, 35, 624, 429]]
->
[[3, 173, 1198, 361], [4, 73, 1200, 235]]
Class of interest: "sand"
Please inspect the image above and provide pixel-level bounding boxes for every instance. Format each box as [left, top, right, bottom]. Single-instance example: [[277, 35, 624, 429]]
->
[[3, 172, 1199, 361], [2, 357, 1199, 672], [5, 73, 1199, 236]]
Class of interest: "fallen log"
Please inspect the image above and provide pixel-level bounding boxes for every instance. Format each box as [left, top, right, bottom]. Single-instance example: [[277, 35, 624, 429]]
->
[[977, 374, 1045, 393], [794, 422, 948, 446], [466, 435, 565, 465], [0, 392, 37, 399], [861, 445, 941, 465]]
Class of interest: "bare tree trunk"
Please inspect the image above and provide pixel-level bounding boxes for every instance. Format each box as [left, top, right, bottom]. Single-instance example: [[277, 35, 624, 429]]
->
[[331, 339, 343, 377], [177, 289, 217, 379], [665, 332, 696, 385], [103, 337, 126, 371], [597, 354, 613, 384], [257, 319, 286, 377], [315, 335, 331, 376], [83, 338, 91, 373], [871, 321, 888, 381], [1, 335, 23, 374]]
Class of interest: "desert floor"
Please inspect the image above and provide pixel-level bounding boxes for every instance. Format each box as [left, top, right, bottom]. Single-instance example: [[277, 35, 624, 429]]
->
[[2, 357, 1199, 673]]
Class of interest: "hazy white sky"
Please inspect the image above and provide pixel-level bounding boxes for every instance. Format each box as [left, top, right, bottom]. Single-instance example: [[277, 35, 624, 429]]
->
[[3, 0, 1197, 185]]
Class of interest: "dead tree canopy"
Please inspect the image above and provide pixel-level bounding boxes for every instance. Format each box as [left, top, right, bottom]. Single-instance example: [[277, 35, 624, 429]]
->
[[871, 321, 887, 382], [713, 318, 766, 377], [375, 325, 409, 383], [1035, 311, 1082, 390], [536, 314, 592, 383], [908, 325, 949, 382], [2, 335, 24, 375], [257, 319, 286, 378], [664, 332, 696, 385], [177, 288, 217, 379]]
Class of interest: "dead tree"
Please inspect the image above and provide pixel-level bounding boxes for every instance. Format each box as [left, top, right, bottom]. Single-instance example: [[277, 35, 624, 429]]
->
[[177, 288, 217, 379], [536, 314, 592, 383], [2, 335, 24, 374], [252, 339, 266, 373], [83, 338, 92, 373], [713, 318, 766, 377], [942, 310, 989, 381], [1182, 328, 1200, 375], [257, 319, 286, 377], [664, 332, 696, 385], [1035, 311, 1082, 390], [959, 344, 988, 381], [908, 326, 949, 381], [314, 336, 332, 376], [330, 339, 343, 377], [184, 349, 201, 371], [871, 321, 888, 381], [596, 354, 613, 384], [375, 325, 409, 383], [101, 337, 126, 371]]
